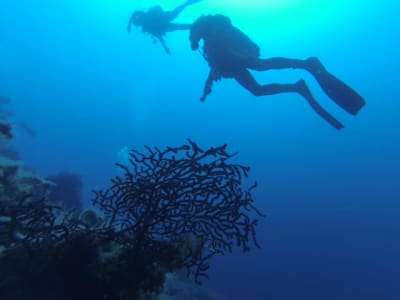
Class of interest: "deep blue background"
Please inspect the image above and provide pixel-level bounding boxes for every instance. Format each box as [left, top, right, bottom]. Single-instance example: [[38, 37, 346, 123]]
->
[[0, 1, 399, 299]]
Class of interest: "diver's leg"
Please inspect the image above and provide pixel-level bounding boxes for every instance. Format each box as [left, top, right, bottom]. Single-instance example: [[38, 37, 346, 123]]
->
[[234, 68, 302, 96], [246, 57, 309, 71], [234, 69, 344, 129], [166, 23, 192, 32], [247, 56, 365, 116]]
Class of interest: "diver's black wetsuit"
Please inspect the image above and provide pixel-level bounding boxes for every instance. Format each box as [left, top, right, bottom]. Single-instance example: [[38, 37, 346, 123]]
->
[[190, 14, 365, 129], [128, 0, 201, 54]]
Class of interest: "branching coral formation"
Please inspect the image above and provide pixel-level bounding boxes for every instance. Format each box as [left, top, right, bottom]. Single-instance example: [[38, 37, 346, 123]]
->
[[94, 139, 264, 282], [0, 140, 263, 300]]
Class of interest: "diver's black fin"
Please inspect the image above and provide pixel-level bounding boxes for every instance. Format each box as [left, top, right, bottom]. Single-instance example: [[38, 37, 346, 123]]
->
[[306, 96, 345, 130], [296, 79, 344, 130], [308, 57, 366, 115]]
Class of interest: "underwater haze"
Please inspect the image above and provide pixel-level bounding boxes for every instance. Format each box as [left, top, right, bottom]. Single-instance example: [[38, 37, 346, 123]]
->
[[1, 0, 399, 299]]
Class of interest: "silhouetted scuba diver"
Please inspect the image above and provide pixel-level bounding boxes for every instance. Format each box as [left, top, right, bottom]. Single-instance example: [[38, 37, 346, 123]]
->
[[127, 0, 202, 54], [190, 14, 366, 129]]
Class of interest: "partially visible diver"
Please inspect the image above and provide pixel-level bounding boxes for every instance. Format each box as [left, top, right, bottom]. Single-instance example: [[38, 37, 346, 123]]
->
[[190, 14, 366, 129], [127, 0, 202, 54]]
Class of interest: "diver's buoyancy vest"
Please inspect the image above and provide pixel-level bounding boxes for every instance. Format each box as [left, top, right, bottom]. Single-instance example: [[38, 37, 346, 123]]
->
[[198, 15, 260, 58], [192, 14, 260, 76]]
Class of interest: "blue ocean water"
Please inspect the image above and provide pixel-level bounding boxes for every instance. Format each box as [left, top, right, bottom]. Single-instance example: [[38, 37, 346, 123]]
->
[[0, 0, 399, 299]]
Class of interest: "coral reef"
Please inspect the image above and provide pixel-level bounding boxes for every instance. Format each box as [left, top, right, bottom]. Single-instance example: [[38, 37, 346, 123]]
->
[[0, 156, 52, 204], [158, 273, 229, 300], [0, 140, 263, 300], [0, 157, 55, 254], [93, 139, 264, 283]]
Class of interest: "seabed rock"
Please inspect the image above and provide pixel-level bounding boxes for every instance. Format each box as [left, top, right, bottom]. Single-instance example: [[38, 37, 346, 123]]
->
[[0, 156, 52, 203]]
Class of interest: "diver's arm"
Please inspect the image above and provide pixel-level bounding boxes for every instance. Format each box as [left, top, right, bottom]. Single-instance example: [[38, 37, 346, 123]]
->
[[169, 0, 202, 21], [200, 69, 215, 102], [158, 36, 171, 55], [167, 23, 192, 32]]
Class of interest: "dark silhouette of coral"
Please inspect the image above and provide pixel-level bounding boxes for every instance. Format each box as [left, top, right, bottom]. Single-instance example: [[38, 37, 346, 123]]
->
[[93, 139, 264, 282], [0, 140, 264, 300]]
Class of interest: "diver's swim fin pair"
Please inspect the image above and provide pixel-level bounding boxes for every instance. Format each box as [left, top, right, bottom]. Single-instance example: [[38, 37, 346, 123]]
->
[[307, 57, 366, 115]]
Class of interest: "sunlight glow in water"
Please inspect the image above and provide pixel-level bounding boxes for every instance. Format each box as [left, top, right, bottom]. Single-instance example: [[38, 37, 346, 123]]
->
[[113, 0, 363, 39], [207, 0, 358, 33]]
